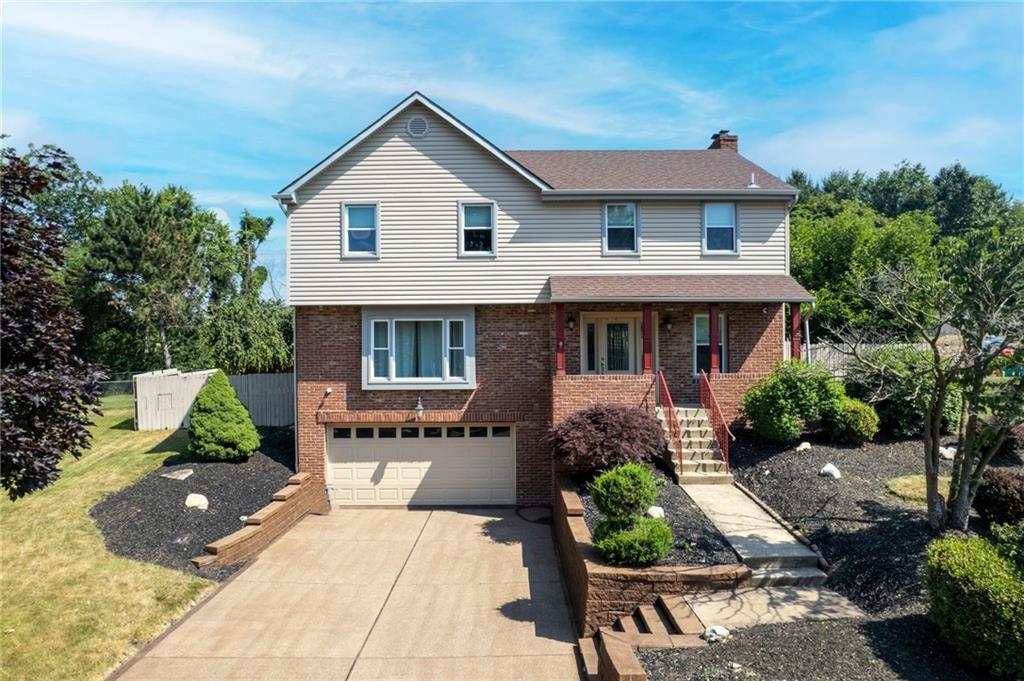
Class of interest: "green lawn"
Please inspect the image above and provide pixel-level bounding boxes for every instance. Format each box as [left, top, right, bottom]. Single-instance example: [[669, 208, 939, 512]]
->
[[0, 395, 215, 681], [886, 474, 953, 505]]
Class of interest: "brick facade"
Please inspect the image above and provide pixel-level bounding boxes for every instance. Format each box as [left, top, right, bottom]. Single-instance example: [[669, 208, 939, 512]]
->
[[295, 302, 783, 506]]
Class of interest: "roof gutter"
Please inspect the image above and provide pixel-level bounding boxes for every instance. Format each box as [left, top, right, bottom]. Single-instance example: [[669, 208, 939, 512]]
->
[[540, 188, 799, 202], [548, 295, 816, 304]]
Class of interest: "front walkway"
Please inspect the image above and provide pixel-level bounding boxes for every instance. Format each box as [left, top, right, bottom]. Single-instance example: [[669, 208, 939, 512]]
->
[[117, 509, 580, 681]]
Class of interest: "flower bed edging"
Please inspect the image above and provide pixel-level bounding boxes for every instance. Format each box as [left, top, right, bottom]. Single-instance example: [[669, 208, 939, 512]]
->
[[554, 475, 750, 635], [190, 472, 328, 569]]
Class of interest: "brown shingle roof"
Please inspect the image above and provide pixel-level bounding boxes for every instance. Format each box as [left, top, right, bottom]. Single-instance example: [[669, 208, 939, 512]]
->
[[505, 150, 794, 193], [548, 275, 814, 303]]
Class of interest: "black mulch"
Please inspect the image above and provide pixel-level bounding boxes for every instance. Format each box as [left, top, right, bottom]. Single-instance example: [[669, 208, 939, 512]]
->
[[639, 430, 1019, 681], [577, 467, 738, 566], [90, 427, 296, 581], [639, 612, 991, 681]]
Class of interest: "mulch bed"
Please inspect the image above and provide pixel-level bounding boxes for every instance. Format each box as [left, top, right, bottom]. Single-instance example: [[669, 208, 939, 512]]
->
[[91, 427, 295, 581], [638, 431, 1020, 681], [577, 468, 738, 566]]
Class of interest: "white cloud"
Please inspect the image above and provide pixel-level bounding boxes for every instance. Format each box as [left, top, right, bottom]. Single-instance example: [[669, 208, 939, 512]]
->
[[193, 190, 278, 212], [1, 109, 44, 141], [4, 3, 301, 78]]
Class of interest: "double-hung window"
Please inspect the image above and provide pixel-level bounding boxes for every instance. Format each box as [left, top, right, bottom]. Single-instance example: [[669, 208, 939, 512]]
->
[[363, 307, 475, 389], [603, 203, 639, 255], [459, 201, 496, 256], [694, 314, 728, 374], [342, 202, 379, 257], [703, 203, 737, 254]]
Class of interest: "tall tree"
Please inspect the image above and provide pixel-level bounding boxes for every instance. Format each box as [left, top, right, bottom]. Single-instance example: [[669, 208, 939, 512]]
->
[[866, 160, 936, 218], [835, 223, 1024, 530], [1, 146, 104, 499], [785, 170, 819, 200], [821, 170, 870, 203], [85, 184, 213, 368]]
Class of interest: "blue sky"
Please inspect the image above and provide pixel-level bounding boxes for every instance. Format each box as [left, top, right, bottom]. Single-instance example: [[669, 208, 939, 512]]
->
[[4, 2, 1022, 294]]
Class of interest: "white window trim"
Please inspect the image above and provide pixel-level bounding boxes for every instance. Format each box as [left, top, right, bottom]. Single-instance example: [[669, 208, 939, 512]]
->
[[362, 306, 476, 390], [458, 200, 498, 258], [701, 202, 740, 256], [341, 201, 380, 259], [693, 313, 728, 375], [602, 202, 641, 256]]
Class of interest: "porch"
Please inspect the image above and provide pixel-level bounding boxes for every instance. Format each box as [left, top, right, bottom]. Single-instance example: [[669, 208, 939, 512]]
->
[[548, 274, 815, 425]]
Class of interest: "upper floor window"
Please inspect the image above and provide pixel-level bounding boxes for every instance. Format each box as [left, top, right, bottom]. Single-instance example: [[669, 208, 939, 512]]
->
[[363, 307, 476, 389], [342, 202, 379, 258], [603, 203, 639, 255], [459, 201, 496, 256], [703, 203, 737, 254]]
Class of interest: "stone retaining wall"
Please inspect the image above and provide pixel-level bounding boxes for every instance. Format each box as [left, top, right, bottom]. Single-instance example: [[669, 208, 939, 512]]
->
[[191, 472, 327, 569], [554, 476, 750, 635]]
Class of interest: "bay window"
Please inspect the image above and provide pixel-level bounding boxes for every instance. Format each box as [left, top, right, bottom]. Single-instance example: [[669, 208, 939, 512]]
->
[[363, 307, 475, 389]]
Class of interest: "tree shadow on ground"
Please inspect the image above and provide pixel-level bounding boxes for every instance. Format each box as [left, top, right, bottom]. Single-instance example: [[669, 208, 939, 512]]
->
[[858, 611, 987, 681]]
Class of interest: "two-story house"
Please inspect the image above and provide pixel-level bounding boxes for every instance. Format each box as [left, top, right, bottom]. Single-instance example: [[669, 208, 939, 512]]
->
[[276, 92, 812, 509]]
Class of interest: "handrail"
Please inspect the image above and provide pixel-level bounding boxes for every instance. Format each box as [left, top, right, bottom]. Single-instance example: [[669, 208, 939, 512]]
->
[[656, 370, 682, 471], [698, 370, 736, 469]]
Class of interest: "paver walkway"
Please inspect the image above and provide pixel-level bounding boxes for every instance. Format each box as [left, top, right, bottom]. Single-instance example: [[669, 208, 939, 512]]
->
[[117, 508, 580, 681], [685, 586, 863, 630]]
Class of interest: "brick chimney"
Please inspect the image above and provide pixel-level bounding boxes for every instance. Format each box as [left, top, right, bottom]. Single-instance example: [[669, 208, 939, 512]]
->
[[709, 130, 738, 151]]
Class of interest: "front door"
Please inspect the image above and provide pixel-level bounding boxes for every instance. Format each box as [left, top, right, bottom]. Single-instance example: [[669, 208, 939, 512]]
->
[[582, 317, 637, 374]]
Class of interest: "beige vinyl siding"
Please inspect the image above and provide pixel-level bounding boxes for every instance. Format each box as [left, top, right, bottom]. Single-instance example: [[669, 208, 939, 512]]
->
[[287, 104, 790, 305]]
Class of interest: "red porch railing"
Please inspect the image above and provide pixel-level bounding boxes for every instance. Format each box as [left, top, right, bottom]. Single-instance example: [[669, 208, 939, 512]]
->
[[698, 370, 736, 469], [656, 370, 682, 470]]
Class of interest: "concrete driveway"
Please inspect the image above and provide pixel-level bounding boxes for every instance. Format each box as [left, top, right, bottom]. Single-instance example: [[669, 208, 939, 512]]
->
[[118, 508, 581, 681]]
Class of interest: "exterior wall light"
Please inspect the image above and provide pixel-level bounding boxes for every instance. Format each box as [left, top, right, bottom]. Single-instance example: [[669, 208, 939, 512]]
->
[[415, 397, 425, 421], [566, 313, 575, 331], [663, 315, 673, 332]]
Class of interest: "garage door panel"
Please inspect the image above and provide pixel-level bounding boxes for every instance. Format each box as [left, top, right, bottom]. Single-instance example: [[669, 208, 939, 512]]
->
[[327, 424, 515, 506]]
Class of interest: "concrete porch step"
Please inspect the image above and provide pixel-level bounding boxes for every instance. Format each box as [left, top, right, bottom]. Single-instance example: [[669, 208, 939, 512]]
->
[[677, 471, 734, 485], [750, 566, 829, 587], [673, 447, 719, 461], [678, 460, 728, 474]]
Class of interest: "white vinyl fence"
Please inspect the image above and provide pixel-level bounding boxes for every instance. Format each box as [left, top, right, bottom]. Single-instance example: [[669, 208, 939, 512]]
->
[[133, 369, 294, 430]]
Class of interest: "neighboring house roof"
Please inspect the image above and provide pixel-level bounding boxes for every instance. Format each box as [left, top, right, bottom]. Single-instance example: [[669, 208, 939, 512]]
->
[[506, 150, 794, 194], [274, 92, 552, 203], [274, 92, 797, 208], [548, 274, 814, 303]]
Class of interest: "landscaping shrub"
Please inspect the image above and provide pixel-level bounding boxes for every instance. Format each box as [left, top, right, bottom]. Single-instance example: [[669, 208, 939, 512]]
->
[[741, 361, 845, 441], [974, 468, 1024, 524], [925, 535, 1024, 678], [844, 346, 962, 437], [188, 370, 260, 460], [992, 520, 1024, 573], [823, 396, 879, 444], [589, 463, 659, 521], [592, 516, 674, 567], [547, 403, 664, 469]]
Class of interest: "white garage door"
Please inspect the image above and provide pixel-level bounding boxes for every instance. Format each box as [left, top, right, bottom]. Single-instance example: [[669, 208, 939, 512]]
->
[[326, 424, 515, 506]]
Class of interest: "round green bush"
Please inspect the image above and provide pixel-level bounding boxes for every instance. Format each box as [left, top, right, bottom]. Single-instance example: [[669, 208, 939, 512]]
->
[[741, 361, 845, 441], [590, 463, 658, 521], [925, 535, 1024, 678], [188, 370, 260, 460], [593, 517, 674, 566], [823, 396, 879, 444]]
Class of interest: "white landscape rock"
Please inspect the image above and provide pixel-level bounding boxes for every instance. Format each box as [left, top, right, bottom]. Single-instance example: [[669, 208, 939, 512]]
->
[[704, 625, 731, 643], [796, 442, 812, 452], [819, 463, 842, 479], [939, 445, 957, 460], [646, 505, 665, 519], [161, 468, 193, 481], [184, 493, 209, 511]]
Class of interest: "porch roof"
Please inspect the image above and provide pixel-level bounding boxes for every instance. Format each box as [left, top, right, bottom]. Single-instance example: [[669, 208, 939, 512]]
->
[[548, 274, 815, 303]]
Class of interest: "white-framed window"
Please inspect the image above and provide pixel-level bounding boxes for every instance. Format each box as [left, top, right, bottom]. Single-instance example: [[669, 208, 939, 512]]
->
[[694, 313, 728, 374], [603, 203, 639, 255], [342, 201, 380, 258], [459, 201, 496, 257], [703, 202, 737, 254], [362, 307, 476, 389]]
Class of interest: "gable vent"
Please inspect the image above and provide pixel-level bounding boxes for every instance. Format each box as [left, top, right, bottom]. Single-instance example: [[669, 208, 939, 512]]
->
[[407, 115, 429, 138]]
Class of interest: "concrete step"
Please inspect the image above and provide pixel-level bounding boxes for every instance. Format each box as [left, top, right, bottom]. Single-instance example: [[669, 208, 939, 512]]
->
[[576, 637, 599, 681], [674, 448, 719, 461], [743, 551, 821, 569], [674, 407, 705, 418], [678, 472, 734, 485], [750, 566, 829, 587], [679, 437, 715, 449], [678, 460, 728, 474]]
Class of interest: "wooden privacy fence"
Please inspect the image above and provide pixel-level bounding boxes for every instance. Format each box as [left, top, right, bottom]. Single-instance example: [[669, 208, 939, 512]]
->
[[133, 369, 294, 430]]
